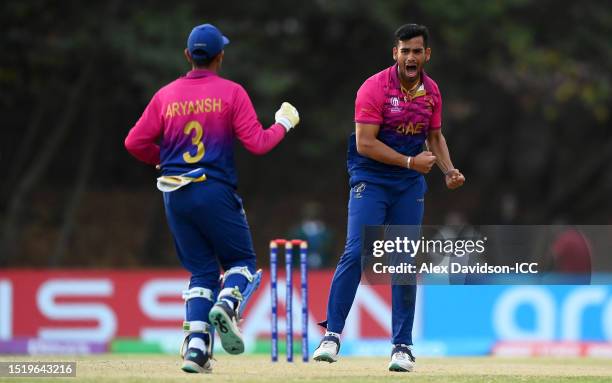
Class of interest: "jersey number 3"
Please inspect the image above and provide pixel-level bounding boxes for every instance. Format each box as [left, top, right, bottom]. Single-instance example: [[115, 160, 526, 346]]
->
[[182, 121, 205, 163]]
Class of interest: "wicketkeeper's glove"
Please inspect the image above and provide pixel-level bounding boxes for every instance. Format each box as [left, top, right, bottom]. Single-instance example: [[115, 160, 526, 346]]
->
[[275, 102, 300, 132]]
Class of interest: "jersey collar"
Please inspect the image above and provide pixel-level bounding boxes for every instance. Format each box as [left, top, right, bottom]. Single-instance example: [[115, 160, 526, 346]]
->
[[184, 69, 217, 79]]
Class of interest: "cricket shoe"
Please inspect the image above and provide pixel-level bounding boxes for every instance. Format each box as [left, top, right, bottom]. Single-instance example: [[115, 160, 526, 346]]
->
[[313, 335, 340, 363], [181, 347, 212, 374], [388, 344, 415, 372], [208, 300, 244, 354]]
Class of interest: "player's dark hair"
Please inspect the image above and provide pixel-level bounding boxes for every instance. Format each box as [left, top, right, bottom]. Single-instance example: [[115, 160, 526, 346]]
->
[[192, 56, 217, 68], [191, 52, 220, 68], [394, 24, 429, 48]]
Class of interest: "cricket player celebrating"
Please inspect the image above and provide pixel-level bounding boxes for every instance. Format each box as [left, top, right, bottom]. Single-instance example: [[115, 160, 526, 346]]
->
[[313, 24, 465, 372], [124, 23, 299, 373]]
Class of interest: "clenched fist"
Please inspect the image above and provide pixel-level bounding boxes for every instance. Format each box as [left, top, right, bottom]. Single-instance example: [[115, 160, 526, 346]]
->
[[411, 151, 437, 174], [445, 168, 465, 189]]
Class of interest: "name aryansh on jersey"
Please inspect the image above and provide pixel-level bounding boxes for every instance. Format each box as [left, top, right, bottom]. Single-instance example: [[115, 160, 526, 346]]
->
[[164, 98, 223, 118]]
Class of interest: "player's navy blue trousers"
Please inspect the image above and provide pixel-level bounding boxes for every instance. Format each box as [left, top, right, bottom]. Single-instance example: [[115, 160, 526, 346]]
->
[[163, 180, 256, 326], [322, 176, 426, 345]]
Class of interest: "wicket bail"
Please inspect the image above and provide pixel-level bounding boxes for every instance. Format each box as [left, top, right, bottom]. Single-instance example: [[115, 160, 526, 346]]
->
[[269, 239, 309, 363]]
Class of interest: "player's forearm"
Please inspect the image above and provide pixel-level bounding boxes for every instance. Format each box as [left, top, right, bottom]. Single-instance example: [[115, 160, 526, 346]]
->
[[356, 138, 407, 168], [427, 132, 454, 174], [237, 121, 286, 155]]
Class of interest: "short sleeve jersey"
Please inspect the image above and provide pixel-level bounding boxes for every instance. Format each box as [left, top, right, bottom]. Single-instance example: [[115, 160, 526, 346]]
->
[[347, 64, 442, 186]]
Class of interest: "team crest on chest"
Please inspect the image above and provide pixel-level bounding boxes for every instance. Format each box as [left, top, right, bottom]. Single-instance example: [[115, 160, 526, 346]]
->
[[389, 96, 402, 113]]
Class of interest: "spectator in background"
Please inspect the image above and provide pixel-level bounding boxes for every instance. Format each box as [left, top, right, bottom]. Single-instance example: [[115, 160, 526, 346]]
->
[[288, 201, 334, 269], [550, 228, 592, 283]]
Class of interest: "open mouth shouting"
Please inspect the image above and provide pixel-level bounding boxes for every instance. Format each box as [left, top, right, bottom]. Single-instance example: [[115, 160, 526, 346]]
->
[[405, 63, 418, 78]]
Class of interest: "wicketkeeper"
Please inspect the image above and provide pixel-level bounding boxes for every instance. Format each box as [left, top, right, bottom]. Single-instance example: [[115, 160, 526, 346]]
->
[[125, 23, 300, 373]]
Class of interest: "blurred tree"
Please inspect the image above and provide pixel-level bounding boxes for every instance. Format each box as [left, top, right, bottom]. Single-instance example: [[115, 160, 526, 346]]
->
[[0, 0, 610, 266]]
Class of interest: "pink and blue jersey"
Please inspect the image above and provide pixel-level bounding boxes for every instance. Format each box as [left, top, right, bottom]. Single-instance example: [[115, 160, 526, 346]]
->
[[125, 69, 286, 188], [348, 64, 442, 185], [323, 65, 441, 341]]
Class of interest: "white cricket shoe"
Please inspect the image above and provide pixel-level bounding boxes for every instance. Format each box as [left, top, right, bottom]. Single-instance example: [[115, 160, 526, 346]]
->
[[181, 347, 212, 374], [388, 344, 415, 372], [313, 335, 340, 363]]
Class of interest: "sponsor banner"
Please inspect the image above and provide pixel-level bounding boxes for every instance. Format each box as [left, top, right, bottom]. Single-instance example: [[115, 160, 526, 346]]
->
[[493, 342, 612, 358], [422, 285, 612, 344], [2, 270, 612, 356], [0, 269, 399, 355]]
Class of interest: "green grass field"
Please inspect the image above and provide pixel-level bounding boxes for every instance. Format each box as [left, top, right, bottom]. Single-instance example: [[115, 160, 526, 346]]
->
[[1, 355, 612, 382]]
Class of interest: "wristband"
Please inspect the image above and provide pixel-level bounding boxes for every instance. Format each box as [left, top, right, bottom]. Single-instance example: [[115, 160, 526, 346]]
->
[[276, 117, 292, 132], [407, 156, 412, 169]]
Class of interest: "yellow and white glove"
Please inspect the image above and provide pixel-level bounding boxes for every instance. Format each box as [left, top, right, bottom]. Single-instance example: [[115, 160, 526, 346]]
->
[[275, 102, 300, 132]]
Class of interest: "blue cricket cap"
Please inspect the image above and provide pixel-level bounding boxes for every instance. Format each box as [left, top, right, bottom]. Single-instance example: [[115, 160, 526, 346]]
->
[[187, 24, 230, 60]]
